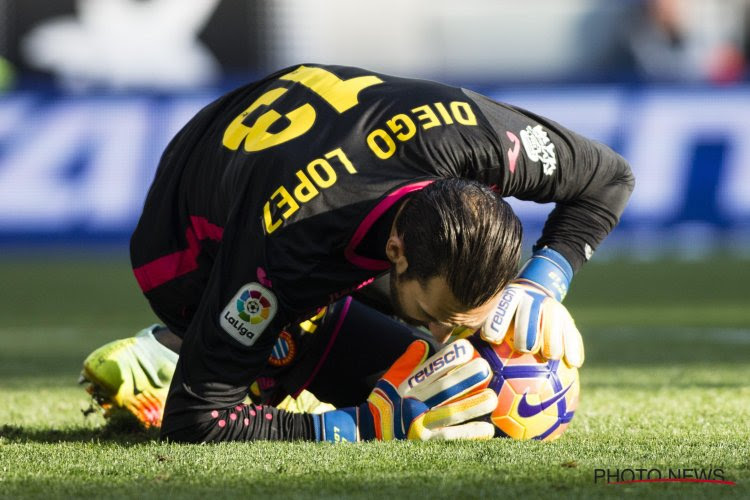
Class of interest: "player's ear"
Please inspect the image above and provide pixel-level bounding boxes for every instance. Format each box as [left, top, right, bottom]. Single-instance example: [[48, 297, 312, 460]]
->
[[385, 234, 409, 274]]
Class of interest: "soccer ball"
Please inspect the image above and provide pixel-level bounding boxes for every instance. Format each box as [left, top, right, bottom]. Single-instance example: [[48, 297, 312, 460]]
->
[[469, 331, 579, 441]]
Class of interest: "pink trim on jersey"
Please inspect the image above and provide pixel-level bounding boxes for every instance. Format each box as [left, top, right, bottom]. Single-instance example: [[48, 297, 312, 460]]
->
[[293, 296, 353, 398], [344, 180, 434, 270], [190, 215, 224, 241], [133, 216, 224, 293]]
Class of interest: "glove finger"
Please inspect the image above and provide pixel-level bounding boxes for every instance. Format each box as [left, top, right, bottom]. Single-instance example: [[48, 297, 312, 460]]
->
[[541, 302, 564, 361], [565, 326, 586, 368], [397, 339, 475, 397], [423, 421, 496, 441], [421, 388, 497, 430], [513, 291, 546, 354], [409, 357, 492, 407], [481, 285, 523, 344], [381, 339, 431, 389], [562, 312, 584, 368]]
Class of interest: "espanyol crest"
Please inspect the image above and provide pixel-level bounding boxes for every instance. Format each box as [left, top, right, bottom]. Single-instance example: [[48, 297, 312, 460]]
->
[[268, 330, 296, 367]]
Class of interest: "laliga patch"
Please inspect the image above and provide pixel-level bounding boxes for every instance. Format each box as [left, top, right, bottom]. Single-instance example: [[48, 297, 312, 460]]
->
[[520, 124, 557, 176], [220, 282, 277, 347]]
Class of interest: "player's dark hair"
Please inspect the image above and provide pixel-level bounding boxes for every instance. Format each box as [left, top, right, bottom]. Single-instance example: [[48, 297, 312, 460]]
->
[[396, 179, 522, 308]]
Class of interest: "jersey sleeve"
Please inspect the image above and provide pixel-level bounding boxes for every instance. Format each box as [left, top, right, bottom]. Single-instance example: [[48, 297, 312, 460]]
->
[[158, 211, 319, 442], [462, 89, 635, 272], [161, 398, 317, 443]]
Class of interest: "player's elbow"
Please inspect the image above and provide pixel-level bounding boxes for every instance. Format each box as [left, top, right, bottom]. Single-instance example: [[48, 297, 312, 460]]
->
[[160, 421, 213, 443], [616, 155, 635, 196], [606, 152, 635, 208], [160, 410, 231, 443]]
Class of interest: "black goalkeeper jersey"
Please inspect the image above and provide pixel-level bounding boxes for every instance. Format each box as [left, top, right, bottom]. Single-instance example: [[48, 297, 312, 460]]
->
[[129, 64, 634, 440]]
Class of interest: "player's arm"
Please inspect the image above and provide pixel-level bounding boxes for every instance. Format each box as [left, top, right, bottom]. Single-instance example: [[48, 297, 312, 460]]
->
[[460, 91, 635, 367], [162, 336, 497, 443], [158, 305, 314, 443], [463, 89, 634, 271]]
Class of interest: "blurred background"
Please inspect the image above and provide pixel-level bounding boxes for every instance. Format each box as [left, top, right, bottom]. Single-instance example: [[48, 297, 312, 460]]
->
[[0, 0, 748, 441], [0, 0, 749, 259]]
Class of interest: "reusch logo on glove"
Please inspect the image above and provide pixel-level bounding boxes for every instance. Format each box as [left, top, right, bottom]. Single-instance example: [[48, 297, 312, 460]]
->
[[406, 342, 467, 388], [486, 287, 519, 338]]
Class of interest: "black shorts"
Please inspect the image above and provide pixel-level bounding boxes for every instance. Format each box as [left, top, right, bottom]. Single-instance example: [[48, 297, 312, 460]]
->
[[256, 296, 438, 408]]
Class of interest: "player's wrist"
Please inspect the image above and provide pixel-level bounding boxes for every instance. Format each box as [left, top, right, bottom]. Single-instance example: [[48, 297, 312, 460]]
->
[[316, 404, 378, 442], [357, 402, 376, 441], [516, 247, 573, 301]]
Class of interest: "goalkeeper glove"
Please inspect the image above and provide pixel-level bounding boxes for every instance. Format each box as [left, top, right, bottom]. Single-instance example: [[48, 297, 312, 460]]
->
[[315, 339, 497, 442], [481, 247, 584, 368]]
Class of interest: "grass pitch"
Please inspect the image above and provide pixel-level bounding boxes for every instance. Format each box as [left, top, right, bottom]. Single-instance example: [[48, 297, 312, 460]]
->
[[1, 255, 749, 498]]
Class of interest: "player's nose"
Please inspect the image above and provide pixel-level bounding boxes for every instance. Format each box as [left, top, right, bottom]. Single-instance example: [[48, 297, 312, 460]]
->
[[427, 322, 454, 344]]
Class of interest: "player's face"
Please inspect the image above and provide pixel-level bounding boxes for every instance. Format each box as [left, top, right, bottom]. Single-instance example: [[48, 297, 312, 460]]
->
[[390, 272, 499, 343]]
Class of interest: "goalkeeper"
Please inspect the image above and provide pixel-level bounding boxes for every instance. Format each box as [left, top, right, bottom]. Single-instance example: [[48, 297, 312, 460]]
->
[[80, 64, 634, 443], [84, 297, 501, 441]]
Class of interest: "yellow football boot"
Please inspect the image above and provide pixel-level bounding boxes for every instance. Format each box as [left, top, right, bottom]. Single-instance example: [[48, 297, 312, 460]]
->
[[79, 325, 178, 428]]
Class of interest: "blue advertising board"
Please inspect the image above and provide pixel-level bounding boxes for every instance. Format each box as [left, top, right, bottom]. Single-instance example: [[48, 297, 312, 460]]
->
[[1, 85, 748, 256]]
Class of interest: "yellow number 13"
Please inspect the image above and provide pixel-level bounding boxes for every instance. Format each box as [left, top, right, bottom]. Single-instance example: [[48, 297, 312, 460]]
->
[[223, 66, 383, 152]]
